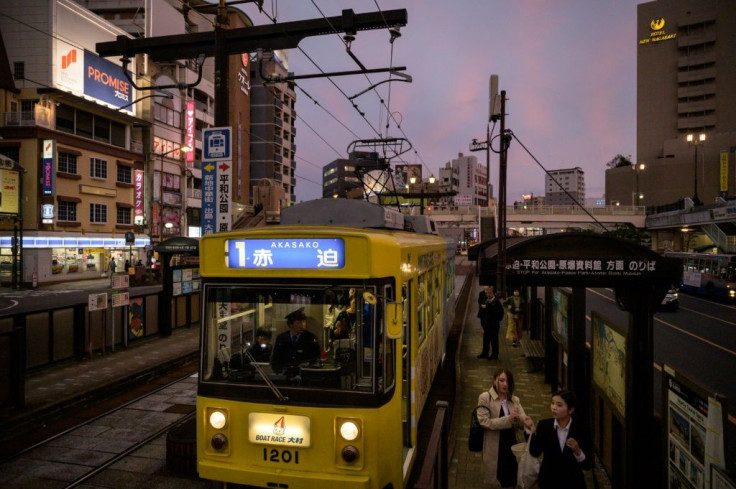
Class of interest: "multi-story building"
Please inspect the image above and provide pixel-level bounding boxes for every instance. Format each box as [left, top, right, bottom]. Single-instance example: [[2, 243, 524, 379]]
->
[[0, 0, 150, 284], [0, 0, 257, 285], [546, 167, 585, 206], [250, 50, 297, 205], [443, 153, 488, 207], [606, 0, 736, 208], [76, 0, 254, 239], [321, 156, 364, 199]]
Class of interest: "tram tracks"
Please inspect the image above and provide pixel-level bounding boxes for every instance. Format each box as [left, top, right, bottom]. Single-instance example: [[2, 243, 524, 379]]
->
[[0, 374, 198, 489]]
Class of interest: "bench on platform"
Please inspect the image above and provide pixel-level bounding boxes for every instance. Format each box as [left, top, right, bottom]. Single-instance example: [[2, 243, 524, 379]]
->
[[520, 338, 545, 372]]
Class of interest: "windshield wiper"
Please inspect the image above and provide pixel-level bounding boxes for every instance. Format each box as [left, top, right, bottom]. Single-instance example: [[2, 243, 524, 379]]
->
[[243, 348, 288, 402]]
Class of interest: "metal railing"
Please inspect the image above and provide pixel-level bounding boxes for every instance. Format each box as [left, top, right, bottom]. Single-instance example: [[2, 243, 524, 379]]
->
[[414, 401, 450, 489]]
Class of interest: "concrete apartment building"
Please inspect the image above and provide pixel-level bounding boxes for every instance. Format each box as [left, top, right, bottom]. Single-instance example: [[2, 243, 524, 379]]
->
[[443, 153, 488, 207], [606, 0, 736, 208], [546, 167, 585, 206], [250, 50, 298, 205]]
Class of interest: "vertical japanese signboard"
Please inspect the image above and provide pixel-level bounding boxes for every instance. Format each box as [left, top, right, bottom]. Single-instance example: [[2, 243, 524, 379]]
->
[[42, 139, 55, 196], [217, 161, 232, 233], [134, 169, 144, 225], [201, 127, 232, 236], [202, 162, 216, 236], [185, 100, 195, 166]]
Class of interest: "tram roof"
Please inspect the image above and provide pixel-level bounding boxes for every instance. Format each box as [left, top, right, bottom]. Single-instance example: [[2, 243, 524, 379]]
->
[[281, 198, 439, 235]]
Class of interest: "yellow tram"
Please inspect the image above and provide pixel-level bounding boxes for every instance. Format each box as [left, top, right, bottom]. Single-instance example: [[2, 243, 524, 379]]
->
[[197, 199, 456, 488]]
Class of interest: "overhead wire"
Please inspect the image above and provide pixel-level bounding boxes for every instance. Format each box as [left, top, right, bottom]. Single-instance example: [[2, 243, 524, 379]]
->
[[510, 131, 610, 232], [301, 0, 432, 175]]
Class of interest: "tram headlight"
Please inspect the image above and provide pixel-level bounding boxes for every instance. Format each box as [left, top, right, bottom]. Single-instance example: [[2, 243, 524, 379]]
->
[[209, 409, 228, 430], [339, 420, 360, 441]]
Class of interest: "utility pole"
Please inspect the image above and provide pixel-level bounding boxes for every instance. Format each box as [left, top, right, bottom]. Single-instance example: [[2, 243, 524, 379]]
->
[[214, 0, 230, 127], [497, 90, 507, 296]]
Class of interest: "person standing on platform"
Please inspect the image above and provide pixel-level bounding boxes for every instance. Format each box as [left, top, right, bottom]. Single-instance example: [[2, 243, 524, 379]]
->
[[529, 390, 594, 489], [477, 285, 505, 359], [503, 288, 524, 347], [476, 368, 534, 489]]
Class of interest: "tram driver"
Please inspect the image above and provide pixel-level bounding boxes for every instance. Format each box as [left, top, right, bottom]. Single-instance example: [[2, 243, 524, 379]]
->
[[271, 307, 321, 374]]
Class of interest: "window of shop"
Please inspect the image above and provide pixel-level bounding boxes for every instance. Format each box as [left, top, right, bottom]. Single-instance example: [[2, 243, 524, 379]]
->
[[51, 248, 99, 275], [94, 116, 110, 143], [90, 203, 107, 223], [117, 207, 131, 225], [56, 104, 75, 133], [77, 110, 93, 139], [117, 165, 132, 184], [58, 201, 77, 221], [111, 120, 126, 147], [90, 158, 107, 179], [53, 104, 126, 149], [58, 152, 78, 174]]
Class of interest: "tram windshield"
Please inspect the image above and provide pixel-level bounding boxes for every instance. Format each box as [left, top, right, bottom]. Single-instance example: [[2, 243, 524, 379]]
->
[[201, 283, 395, 394]]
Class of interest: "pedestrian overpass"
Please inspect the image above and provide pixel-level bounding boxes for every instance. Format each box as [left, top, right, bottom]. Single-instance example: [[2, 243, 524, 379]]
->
[[429, 204, 647, 238]]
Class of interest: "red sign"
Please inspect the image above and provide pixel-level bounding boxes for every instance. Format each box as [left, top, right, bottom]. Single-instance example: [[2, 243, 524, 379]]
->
[[185, 100, 195, 165]]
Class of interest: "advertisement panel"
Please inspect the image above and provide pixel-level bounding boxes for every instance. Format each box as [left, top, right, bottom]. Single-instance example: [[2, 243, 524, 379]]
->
[[53, 3, 135, 114], [663, 365, 728, 489], [134, 170, 144, 225], [42, 139, 55, 197], [0, 169, 21, 215], [395, 164, 422, 188], [185, 100, 195, 165], [54, 42, 134, 113], [591, 311, 626, 419]]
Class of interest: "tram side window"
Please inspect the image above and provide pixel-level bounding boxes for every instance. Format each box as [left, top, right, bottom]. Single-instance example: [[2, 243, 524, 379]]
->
[[416, 274, 426, 342], [381, 285, 395, 392]]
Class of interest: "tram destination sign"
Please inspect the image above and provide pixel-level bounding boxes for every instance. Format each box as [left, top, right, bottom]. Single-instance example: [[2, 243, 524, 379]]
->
[[226, 238, 345, 269]]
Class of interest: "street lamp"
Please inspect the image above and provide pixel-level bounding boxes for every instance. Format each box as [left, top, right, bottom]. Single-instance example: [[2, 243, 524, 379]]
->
[[631, 162, 645, 207], [686, 133, 706, 206]]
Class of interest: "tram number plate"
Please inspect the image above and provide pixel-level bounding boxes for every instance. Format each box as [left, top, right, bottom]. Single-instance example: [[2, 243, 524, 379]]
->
[[263, 447, 299, 464]]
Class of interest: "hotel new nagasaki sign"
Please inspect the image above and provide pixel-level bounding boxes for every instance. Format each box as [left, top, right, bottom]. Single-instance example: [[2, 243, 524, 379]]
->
[[639, 17, 676, 45]]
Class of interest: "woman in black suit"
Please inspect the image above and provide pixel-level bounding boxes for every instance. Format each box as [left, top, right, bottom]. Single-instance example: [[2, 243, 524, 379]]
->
[[529, 390, 594, 489]]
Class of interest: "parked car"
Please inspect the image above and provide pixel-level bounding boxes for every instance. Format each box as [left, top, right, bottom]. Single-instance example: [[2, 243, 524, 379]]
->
[[659, 288, 680, 311]]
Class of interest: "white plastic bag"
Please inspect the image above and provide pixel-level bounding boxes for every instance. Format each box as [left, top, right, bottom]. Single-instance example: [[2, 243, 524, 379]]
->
[[516, 435, 541, 489]]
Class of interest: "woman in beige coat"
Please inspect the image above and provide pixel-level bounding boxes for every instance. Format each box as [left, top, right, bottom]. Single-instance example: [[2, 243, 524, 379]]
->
[[476, 368, 534, 488]]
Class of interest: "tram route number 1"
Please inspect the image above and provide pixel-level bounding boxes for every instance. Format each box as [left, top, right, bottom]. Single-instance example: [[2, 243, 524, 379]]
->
[[263, 447, 299, 464]]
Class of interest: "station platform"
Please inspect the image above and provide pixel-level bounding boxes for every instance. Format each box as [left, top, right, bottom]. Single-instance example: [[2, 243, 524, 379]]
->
[[0, 271, 612, 488]]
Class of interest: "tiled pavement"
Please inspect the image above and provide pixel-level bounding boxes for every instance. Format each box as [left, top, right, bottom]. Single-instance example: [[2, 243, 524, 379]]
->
[[448, 279, 612, 489]]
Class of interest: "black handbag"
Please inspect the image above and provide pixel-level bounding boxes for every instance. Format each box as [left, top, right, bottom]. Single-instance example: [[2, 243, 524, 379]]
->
[[468, 405, 490, 452]]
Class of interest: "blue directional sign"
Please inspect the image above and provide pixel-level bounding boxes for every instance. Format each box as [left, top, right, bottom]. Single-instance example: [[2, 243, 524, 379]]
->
[[201, 162, 217, 236], [203, 127, 232, 161]]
